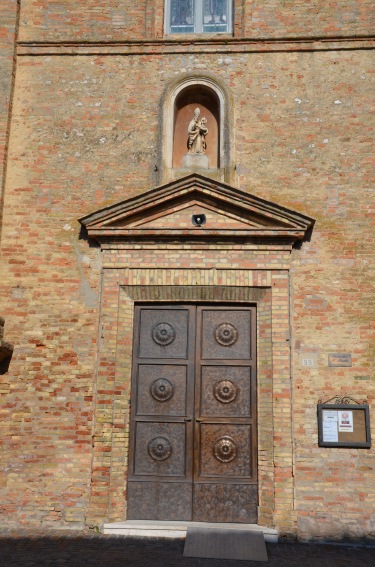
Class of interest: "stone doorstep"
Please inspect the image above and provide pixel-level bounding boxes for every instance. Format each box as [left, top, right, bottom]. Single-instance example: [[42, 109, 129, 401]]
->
[[103, 521, 278, 543]]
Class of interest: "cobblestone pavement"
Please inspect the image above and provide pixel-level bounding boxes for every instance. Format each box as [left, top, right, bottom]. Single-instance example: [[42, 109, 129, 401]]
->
[[0, 530, 374, 567]]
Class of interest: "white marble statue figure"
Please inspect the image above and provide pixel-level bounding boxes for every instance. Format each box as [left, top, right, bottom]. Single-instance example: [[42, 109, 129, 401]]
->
[[187, 108, 208, 154]]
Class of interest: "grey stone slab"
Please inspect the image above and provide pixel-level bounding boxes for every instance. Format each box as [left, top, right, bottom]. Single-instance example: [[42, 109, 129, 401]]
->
[[183, 527, 268, 561]]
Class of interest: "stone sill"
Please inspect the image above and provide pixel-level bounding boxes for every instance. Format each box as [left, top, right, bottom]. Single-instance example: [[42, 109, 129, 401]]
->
[[103, 520, 278, 543]]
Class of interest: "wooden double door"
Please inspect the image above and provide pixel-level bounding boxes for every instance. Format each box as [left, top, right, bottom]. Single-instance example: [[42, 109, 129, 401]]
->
[[127, 305, 258, 523]]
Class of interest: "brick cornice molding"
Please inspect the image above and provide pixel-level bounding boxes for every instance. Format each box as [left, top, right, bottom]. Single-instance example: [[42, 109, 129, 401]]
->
[[17, 36, 375, 56]]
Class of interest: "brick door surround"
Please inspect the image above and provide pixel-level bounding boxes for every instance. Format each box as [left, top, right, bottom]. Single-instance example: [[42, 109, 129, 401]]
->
[[80, 174, 314, 535]]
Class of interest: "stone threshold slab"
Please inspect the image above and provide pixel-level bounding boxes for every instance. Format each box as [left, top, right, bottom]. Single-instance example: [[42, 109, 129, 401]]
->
[[103, 521, 278, 543]]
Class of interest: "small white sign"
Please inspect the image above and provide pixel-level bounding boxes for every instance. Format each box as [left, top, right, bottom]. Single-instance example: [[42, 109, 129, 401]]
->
[[302, 358, 314, 367], [323, 420, 339, 442], [323, 410, 338, 422], [338, 410, 354, 432]]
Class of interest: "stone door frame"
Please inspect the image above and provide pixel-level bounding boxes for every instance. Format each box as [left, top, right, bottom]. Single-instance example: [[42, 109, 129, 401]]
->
[[86, 265, 295, 534]]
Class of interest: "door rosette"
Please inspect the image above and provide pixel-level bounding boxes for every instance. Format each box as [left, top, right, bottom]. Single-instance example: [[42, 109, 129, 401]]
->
[[150, 378, 174, 402], [214, 322, 238, 346], [214, 379, 238, 404], [213, 435, 237, 463], [148, 436, 173, 461], [152, 322, 176, 346]]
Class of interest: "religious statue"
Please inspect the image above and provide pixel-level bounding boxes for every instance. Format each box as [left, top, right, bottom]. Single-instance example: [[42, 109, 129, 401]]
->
[[187, 108, 208, 154]]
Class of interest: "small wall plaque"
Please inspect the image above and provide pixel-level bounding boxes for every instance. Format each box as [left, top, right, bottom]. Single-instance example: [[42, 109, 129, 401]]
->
[[318, 404, 371, 448], [328, 353, 352, 367], [301, 358, 315, 367]]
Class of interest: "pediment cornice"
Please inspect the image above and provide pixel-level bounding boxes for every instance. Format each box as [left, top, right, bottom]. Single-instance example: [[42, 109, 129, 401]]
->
[[79, 174, 314, 246]]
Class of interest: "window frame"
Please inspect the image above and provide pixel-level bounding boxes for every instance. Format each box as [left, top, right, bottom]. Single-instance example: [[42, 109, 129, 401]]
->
[[165, 0, 233, 36]]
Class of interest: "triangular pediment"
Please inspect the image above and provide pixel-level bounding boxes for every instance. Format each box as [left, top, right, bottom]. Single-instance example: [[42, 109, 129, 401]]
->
[[79, 174, 314, 243]]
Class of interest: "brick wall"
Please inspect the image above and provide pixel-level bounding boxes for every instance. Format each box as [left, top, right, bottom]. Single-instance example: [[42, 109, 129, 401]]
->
[[18, 1, 375, 41], [0, 0, 18, 235], [0, 1, 374, 540]]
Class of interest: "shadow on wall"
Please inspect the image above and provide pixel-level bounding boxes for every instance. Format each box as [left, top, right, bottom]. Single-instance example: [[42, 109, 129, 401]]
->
[[78, 224, 100, 249], [293, 224, 314, 250]]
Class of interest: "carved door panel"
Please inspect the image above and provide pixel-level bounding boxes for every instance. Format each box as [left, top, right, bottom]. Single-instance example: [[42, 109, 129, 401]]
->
[[127, 305, 257, 523], [127, 306, 195, 520], [193, 307, 257, 523]]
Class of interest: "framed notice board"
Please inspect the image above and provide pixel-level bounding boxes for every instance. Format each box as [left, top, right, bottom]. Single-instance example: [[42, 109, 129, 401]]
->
[[318, 404, 371, 448]]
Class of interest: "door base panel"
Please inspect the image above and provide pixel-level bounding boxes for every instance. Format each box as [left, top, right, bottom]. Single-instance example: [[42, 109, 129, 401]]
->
[[193, 484, 258, 523], [127, 481, 192, 521]]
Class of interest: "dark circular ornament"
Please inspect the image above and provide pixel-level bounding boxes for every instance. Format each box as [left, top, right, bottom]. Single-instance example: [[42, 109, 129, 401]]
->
[[152, 322, 176, 346], [213, 436, 237, 463], [214, 323, 238, 347], [214, 380, 238, 404], [150, 378, 174, 402], [148, 436, 173, 461]]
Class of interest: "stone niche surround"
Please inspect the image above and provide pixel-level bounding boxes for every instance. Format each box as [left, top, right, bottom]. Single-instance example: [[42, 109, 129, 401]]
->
[[161, 75, 233, 184], [79, 174, 314, 535]]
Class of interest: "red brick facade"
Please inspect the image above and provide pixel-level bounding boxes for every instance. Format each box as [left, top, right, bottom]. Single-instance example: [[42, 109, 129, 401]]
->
[[0, 1, 374, 542]]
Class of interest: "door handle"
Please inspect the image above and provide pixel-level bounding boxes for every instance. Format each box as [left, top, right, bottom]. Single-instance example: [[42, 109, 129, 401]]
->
[[184, 418, 192, 422], [196, 418, 204, 422]]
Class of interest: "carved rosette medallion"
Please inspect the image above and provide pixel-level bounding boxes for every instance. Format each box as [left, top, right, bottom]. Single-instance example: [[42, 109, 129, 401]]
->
[[152, 322, 176, 346], [148, 436, 173, 461], [214, 323, 238, 347], [150, 378, 174, 402], [213, 436, 237, 463], [214, 380, 238, 404]]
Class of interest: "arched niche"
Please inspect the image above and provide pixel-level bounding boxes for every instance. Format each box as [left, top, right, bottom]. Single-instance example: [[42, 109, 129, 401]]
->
[[173, 86, 220, 169], [162, 76, 233, 183]]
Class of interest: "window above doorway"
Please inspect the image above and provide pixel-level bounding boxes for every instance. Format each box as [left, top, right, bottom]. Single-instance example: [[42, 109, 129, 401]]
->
[[166, 0, 233, 35]]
